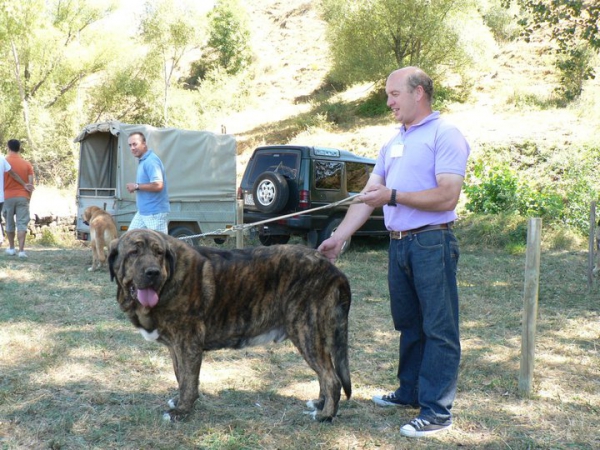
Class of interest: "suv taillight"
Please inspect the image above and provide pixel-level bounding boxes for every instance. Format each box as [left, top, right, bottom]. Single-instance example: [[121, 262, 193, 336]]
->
[[237, 186, 243, 200], [299, 190, 310, 209]]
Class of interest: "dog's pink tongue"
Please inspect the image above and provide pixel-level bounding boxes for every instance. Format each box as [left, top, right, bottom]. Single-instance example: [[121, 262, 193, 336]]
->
[[137, 288, 159, 308]]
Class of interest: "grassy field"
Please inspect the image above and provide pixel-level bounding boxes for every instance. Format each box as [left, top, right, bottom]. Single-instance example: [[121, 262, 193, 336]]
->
[[1, 1, 598, 447], [0, 230, 598, 450]]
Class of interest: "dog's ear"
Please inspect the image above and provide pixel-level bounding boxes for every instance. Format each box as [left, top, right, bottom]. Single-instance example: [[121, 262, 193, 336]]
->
[[108, 238, 119, 282], [166, 244, 177, 279]]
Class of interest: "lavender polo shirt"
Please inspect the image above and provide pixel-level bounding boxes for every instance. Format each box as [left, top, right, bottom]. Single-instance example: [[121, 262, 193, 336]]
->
[[372, 111, 470, 232]]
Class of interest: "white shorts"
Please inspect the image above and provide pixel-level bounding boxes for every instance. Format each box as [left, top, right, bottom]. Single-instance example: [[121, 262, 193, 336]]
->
[[129, 212, 169, 234]]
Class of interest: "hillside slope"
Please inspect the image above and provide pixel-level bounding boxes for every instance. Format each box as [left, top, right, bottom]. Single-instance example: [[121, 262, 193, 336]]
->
[[220, 0, 599, 160], [30, 0, 600, 217]]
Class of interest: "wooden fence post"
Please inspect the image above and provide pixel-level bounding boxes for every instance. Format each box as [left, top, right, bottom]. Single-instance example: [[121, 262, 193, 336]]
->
[[236, 199, 244, 249], [588, 201, 596, 289], [519, 217, 542, 396]]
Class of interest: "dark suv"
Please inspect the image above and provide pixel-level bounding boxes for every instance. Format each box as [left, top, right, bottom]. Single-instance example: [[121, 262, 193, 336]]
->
[[238, 145, 387, 249]]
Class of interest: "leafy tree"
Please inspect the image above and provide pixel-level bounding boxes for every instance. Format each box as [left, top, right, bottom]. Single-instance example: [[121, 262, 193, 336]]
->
[[504, 0, 600, 100], [319, 0, 475, 86], [138, 0, 205, 126], [184, 0, 252, 87], [85, 65, 158, 125], [0, 0, 116, 185], [207, 0, 252, 75]]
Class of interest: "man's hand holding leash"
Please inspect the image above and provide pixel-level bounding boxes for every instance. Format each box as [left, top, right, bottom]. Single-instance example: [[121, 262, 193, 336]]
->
[[318, 182, 386, 263]]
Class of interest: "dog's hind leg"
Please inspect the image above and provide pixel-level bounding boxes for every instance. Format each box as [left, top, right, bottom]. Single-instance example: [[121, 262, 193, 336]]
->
[[88, 238, 99, 271], [300, 286, 351, 422], [94, 239, 106, 269], [290, 327, 342, 422], [313, 360, 342, 422]]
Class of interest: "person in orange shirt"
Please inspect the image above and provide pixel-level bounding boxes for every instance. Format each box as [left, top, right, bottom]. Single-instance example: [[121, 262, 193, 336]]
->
[[3, 139, 35, 258], [0, 150, 31, 246]]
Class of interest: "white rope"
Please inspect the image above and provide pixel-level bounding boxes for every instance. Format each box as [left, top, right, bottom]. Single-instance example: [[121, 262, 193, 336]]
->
[[177, 193, 363, 241]]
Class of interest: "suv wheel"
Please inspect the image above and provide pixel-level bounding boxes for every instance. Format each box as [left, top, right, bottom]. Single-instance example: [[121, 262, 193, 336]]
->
[[259, 234, 291, 246], [253, 171, 289, 213], [318, 218, 351, 254], [169, 226, 198, 246]]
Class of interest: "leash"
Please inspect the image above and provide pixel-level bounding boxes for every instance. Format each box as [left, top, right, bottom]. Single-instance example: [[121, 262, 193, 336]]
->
[[176, 194, 364, 241]]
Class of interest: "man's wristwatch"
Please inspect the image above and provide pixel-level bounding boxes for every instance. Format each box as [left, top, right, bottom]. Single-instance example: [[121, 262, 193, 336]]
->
[[134, 183, 140, 191], [387, 188, 397, 207]]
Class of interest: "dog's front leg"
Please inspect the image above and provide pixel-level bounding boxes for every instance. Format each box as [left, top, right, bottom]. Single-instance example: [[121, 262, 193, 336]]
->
[[164, 341, 203, 421]]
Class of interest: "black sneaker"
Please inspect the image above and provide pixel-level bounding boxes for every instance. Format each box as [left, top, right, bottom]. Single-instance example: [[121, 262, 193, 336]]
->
[[400, 417, 452, 437], [371, 392, 418, 408]]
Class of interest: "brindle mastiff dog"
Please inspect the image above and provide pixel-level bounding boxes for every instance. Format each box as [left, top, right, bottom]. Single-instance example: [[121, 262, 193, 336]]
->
[[108, 229, 352, 422]]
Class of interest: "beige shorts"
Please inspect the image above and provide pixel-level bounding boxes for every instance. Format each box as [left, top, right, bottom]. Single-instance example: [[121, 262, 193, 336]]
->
[[3, 197, 31, 232]]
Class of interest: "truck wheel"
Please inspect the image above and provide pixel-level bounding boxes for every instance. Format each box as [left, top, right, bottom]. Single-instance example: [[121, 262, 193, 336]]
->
[[252, 171, 289, 214], [259, 234, 291, 246], [169, 226, 198, 246], [318, 218, 350, 254]]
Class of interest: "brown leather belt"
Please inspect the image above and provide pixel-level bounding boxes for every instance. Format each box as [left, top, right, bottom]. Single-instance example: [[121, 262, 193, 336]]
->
[[390, 223, 451, 240]]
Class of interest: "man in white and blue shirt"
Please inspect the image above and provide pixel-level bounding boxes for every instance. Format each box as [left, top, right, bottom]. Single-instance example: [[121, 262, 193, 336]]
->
[[126, 132, 170, 234]]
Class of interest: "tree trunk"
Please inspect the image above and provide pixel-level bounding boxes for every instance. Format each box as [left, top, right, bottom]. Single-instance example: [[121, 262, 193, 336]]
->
[[10, 40, 37, 150]]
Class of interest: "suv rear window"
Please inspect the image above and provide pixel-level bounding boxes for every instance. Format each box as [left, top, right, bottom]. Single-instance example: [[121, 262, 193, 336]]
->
[[315, 160, 343, 190], [314, 160, 373, 191], [346, 162, 373, 192], [247, 152, 299, 185]]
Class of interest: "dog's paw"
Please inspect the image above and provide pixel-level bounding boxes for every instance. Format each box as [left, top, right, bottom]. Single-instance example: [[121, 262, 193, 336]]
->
[[303, 408, 334, 422], [87, 266, 94, 272], [167, 397, 177, 409], [303, 409, 318, 420], [306, 399, 324, 411], [163, 408, 188, 422], [318, 415, 334, 423]]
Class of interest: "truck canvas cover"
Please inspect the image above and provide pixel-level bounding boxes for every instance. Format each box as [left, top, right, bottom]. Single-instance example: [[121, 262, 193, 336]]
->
[[75, 121, 236, 201], [74, 121, 237, 240]]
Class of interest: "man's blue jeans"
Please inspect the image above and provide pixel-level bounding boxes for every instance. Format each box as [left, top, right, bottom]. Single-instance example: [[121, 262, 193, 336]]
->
[[388, 228, 461, 424]]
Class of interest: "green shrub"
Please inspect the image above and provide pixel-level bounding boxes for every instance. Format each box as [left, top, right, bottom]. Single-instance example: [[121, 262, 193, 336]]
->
[[318, 100, 356, 126], [481, 1, 520, 43], [464, 161, 519, 214], [463, 142, 600, 236], [356, 90, 389, 117], [38, 228, 77, 247], [555, 45, 596, 103], [433, 84, 471, 111]]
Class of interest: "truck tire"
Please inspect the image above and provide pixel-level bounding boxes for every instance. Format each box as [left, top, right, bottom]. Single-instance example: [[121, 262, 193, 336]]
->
[[318, 218, 350, 254], [252, 171, 289, 214], [259, 234, 291, 246], [169, 226, 198, 246]]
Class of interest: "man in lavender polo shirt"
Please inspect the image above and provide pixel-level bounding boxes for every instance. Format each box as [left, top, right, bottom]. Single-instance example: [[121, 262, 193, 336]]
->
[[319, 66, 470, 438]]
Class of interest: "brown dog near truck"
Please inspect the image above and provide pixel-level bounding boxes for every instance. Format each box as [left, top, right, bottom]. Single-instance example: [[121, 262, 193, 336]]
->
[[108, 229, 352, 422], [82, 206, 118, 271]]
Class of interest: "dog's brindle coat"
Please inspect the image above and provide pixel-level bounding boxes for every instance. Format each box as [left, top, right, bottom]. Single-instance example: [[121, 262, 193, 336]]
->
[[108, 229, 352, 421]]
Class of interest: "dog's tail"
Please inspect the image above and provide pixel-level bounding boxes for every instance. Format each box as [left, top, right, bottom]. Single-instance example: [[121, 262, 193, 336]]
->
[[334, 280, 352, 400]]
